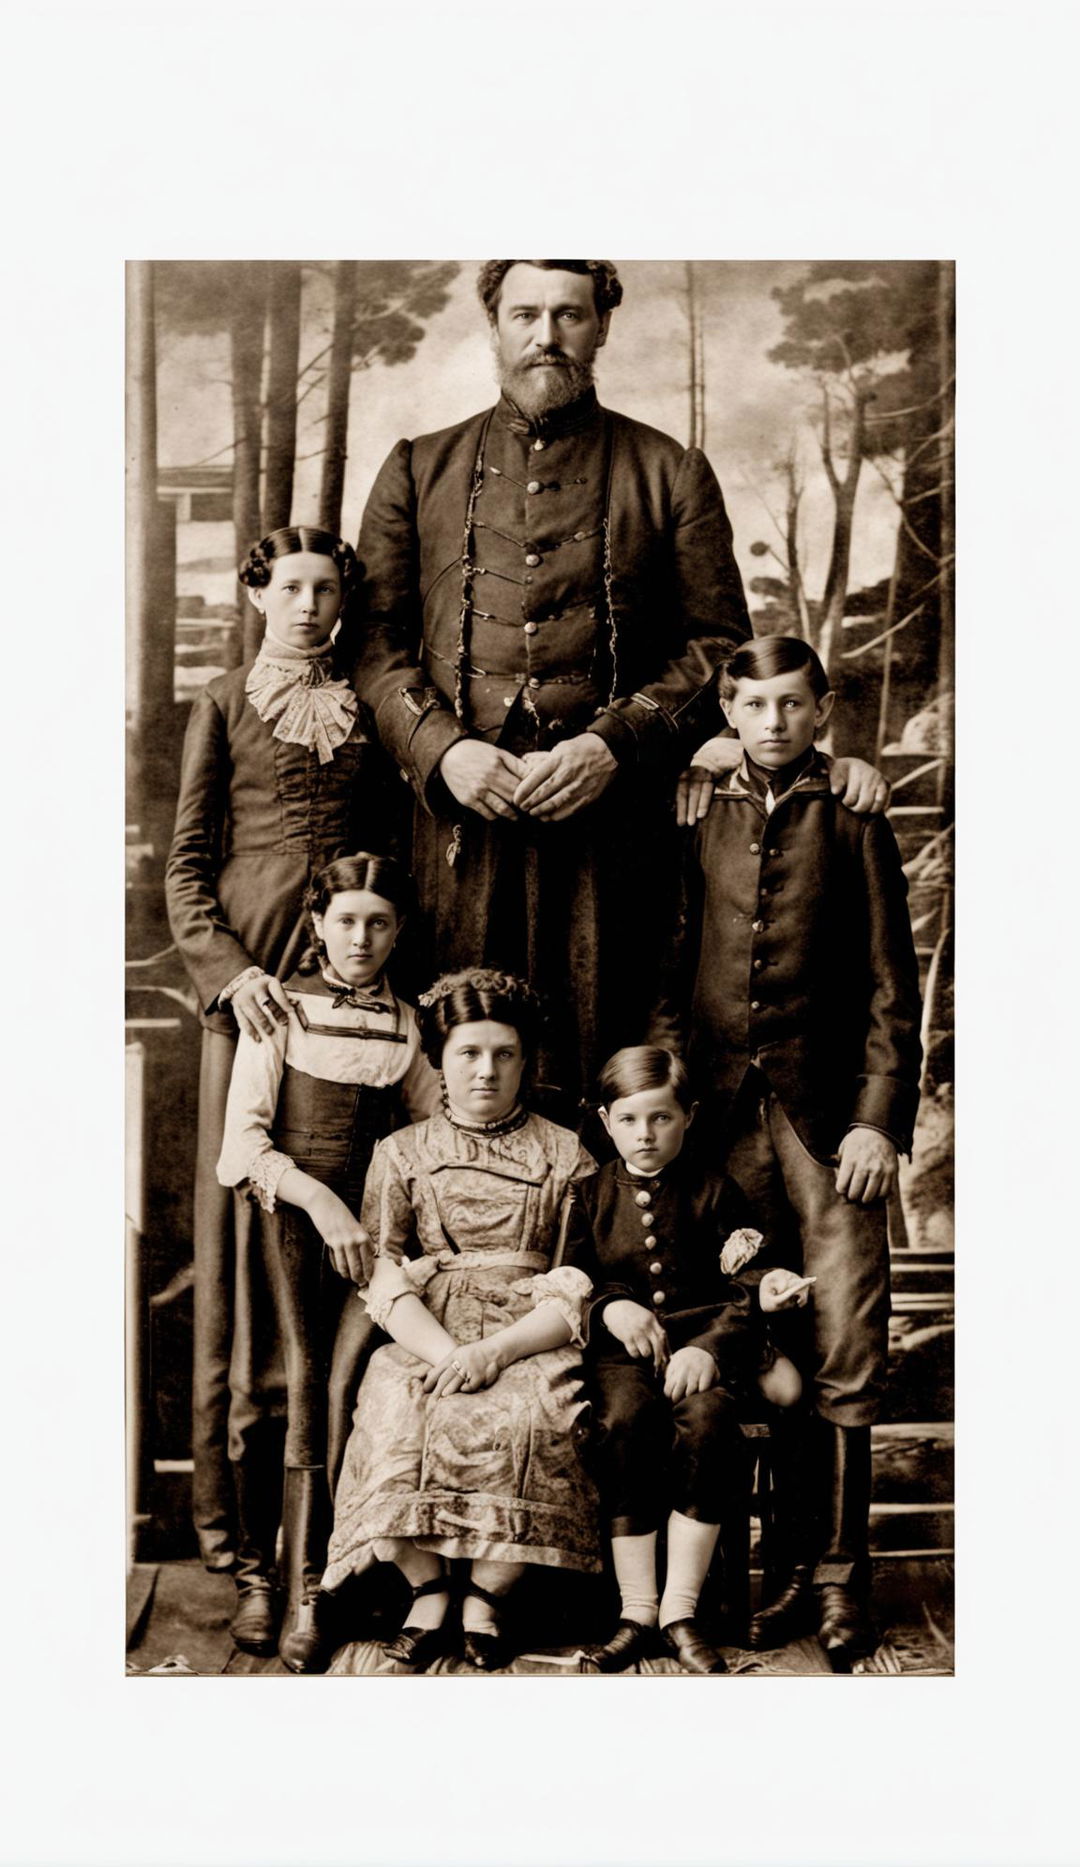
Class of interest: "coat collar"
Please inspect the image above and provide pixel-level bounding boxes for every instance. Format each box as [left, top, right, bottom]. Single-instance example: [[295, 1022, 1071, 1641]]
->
[[494, 386, 602, 443], [713, 747, 834, 803]]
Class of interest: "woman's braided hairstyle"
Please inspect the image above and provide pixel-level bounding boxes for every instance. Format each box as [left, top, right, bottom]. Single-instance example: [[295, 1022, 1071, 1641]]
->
[[416, 969, 544, 1067]]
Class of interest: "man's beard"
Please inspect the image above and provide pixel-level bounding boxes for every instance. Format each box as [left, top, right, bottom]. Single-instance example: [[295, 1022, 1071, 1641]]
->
[[494, 342, 596, 418]]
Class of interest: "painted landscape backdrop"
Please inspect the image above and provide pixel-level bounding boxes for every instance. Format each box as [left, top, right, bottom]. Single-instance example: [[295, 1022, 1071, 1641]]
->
[[126, 263, 953, 1667]]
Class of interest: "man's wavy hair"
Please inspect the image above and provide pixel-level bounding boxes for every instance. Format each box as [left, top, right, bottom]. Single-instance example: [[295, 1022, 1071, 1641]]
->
[[476, 261, 624, 322]]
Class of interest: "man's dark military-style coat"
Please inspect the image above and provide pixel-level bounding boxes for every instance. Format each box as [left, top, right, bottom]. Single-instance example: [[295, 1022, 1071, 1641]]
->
[[352, 390, 750, 1103]]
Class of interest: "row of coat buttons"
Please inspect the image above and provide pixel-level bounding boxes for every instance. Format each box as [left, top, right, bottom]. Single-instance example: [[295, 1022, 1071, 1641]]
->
[[635, 1189, 666, 1302], [748, 842, 782, 857]]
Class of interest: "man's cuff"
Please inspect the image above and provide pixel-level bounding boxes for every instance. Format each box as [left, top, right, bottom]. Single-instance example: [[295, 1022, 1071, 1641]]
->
[[589, 695, 678, 768], [849, 1074, 919, 1154], [413, 710, 470, 801]]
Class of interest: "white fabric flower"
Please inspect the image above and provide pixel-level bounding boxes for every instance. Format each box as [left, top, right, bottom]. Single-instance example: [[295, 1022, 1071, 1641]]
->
[[719, 1227, 765, 1276]]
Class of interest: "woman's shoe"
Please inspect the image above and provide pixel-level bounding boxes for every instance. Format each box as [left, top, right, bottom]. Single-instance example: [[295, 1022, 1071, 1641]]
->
[[383, 1576, 452, 1671], [581, 1619, 654, 1673], [461, 1582, 512, 1672]]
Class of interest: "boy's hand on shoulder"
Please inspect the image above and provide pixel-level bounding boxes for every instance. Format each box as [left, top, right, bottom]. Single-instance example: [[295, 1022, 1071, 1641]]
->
[[603, 1299, 669, 1372], [835, 1127, 898, 1205], [829, 758, 890, 814], [663, 1345, 716, 1401]]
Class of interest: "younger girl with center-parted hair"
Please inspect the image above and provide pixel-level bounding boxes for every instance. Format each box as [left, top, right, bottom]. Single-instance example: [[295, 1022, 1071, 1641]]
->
[[562, 1044, 811, 1674], [216, 852, 440, 1671]]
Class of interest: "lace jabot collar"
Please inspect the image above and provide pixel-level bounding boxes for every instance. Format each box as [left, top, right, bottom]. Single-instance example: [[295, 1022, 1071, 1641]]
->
[[245, 634, 358, 765]]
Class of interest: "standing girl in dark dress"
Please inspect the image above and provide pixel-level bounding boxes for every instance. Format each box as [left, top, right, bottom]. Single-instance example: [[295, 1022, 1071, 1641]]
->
[[165, 527, 397, 1622], [216, 853, 439, 1668]]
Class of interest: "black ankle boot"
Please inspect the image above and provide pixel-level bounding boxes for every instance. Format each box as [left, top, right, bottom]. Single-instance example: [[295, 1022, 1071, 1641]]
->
[[748, 1565, 817, 1650], [229, 1456, 283, 1656], [814, 1423, 876, 1672], [278, 1467, 333, 1674], [751, 1403, 821, 1651], [817, 1582, 876, 1670]]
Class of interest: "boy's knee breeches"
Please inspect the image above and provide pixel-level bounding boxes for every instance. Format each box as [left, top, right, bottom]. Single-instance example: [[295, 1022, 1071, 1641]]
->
[[587, 1358, 746, 1534]]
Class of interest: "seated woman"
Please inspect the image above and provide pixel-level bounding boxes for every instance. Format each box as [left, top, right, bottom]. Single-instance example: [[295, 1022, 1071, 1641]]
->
[[320, 969, 601, 1671]]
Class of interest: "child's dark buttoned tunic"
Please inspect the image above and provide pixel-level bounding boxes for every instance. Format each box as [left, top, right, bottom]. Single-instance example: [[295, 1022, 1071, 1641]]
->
[[563, 1157, 769, 1534]]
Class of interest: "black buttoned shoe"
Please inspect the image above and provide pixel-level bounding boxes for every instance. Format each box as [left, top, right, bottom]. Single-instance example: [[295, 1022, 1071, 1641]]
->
[[660, 1618, 728, 1674], [383, 1576, 453, 1671], [748, 1566, 817, 1651], [581, 1619, 655, 1673], [462, 1582, 512, 1672], [817, 1583, 876, 1672]]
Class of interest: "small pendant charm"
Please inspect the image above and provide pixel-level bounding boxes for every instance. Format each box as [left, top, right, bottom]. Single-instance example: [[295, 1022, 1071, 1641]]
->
[[446, 823, 463, 868]]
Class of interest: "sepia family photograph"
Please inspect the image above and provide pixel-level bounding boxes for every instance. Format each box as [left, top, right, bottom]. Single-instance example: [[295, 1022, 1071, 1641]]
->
[[124, 256, 955, 1683]]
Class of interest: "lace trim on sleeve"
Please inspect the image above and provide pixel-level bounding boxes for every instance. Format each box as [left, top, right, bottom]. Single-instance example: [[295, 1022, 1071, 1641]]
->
[[513, 1264, 592, 1348], [246, 1147, 295, 1214], [218, 964, 263, 1007], [362, 1254, 440, 1329]]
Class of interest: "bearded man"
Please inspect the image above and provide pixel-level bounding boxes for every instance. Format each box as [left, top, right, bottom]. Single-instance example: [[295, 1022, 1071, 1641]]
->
[[352, 261, 882, 1108]]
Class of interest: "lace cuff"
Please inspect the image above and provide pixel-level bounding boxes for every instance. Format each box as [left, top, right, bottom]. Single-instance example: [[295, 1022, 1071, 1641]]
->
[[513, 1265, 592, 1348], [363, 1254, 439, 1329], [246, 1147, 295, 1213], [218, 964, 263, 1007]]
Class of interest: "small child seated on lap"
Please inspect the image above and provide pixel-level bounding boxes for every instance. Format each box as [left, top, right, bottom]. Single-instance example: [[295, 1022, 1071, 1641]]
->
[[563, 1045, 810, 1674]]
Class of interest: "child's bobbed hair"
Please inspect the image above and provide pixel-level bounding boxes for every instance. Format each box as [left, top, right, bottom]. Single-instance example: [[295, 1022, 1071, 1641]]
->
[[597, 1045, 695, 1113], [298, 852, 415, 974], [238, 526, 362, 597], [720, 634, 831, 703], [416, 969, 543, 1067]]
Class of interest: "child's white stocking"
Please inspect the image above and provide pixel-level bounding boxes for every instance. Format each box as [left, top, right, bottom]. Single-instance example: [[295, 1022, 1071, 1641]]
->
[[659, 1511, 720, 1628], [611, 1531, 660, 1627]]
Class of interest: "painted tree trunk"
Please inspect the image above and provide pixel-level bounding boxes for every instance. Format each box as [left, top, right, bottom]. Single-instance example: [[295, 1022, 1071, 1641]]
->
[[319, 261, 358, 537], [263, 262, 301, 534], [230, 274, 266, 663]]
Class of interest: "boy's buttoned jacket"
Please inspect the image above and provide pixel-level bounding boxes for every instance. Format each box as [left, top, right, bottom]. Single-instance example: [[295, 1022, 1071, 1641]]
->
[[651, 752, 923, 1160], [562, 1157, 765, 1369]]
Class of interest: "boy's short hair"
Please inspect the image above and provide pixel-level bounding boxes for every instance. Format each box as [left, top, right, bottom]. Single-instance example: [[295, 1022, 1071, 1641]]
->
[[720, 634, 831, 702], [597, 1045, 695, 1112]]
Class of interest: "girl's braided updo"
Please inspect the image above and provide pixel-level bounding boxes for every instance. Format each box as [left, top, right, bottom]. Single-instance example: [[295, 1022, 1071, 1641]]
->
[[238, 526, 362, 596]]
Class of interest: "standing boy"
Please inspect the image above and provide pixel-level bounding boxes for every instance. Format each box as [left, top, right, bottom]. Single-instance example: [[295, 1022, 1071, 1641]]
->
[[652, 635, 922, 1669]]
